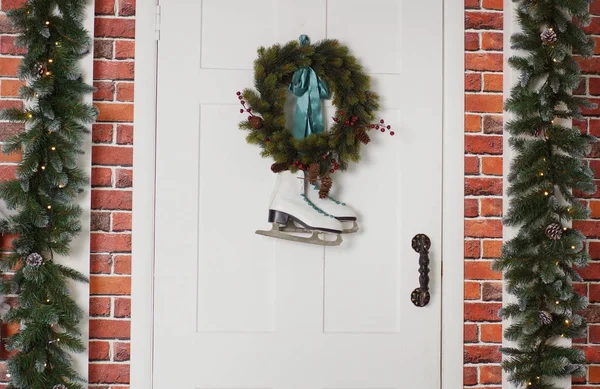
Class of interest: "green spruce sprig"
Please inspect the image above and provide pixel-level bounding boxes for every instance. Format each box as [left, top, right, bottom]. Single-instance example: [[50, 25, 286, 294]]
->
[[0, 0, 96, 387], [493, 1, 597, 388]]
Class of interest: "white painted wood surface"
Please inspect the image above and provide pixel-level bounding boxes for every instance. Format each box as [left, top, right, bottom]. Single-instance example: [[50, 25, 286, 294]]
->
[[150, 1, 447, 388]]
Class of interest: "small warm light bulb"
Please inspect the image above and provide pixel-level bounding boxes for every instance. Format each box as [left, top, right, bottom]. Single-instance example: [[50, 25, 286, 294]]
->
[[528, 382, 532, 386], [553, 58, 558, 62], [563, 227, 567, 231], [6, 373, 10, 378], [45, 21, 49, 25], [50, 146, 56, 151], [46, 299, 50, 302], [55, 41, 60, 46], [48, 59, 53, 63], [544, 191, 549, 196], [555, 300, 560, 305], [45, 71, 51, 76], [27, 113, 32, 119], [58, 184, 64, 188], [556, 261, 559, 265], [560, 334, 565, 338], [539, 172, 544, 176], [572, 246, 576, 250], [565, 319, 570, 325], [47, 205, 52, 210], [536, 376, 540, 380], [56, 338, 60, 342], [40, 165, 46, 170]]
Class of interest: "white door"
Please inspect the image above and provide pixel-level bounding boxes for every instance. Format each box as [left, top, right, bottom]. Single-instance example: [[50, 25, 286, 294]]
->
[[153, 1, 443, 388]]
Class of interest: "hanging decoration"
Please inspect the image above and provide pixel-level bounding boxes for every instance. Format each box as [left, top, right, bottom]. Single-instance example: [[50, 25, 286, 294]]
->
[[0, 0, 96, 386], [493, 1, 597, 388]]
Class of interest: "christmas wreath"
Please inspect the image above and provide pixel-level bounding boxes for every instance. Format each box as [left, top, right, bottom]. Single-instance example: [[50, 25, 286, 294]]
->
[[237, 35, 393, 198]]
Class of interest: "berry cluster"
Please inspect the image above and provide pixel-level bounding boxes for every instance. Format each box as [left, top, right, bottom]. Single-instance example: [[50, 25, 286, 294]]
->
[[368, 119, 395, 136], [237, 91, 254, 119]]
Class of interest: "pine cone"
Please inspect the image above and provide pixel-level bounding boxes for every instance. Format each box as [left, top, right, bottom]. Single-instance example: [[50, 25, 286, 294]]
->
[[545, 222, 563, 240], [270, 162, 288, 173], [539, 311, 553, 325], [356, 127, 370, 145], [26, 252, 43, 267], [249, 116, 263, 129], [307, 163, 320, 184], [319, 176, 332, 199], [541, 28, 557, 45]]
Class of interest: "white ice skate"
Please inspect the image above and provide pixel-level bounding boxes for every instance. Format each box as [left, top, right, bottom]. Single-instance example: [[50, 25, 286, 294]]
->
[[255, 170, 343, 246], [306, 183, 359, 234]]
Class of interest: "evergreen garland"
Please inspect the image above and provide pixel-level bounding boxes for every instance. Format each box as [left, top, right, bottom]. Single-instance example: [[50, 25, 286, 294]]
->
[[493, 1, 597, 387], [0, 0, 96, 387]]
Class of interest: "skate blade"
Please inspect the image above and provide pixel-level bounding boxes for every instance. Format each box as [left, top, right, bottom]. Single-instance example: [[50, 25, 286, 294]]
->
[[342, 220, 359, 234], [280, 219, 359, 235], [256, 224, 342, 247]]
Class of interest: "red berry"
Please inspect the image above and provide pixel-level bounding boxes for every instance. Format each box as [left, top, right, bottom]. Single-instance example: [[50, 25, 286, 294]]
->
[[238, 96, 242, 100], [333, 117, 339, 122], [376, 125, 380, 129], [240, 109, 244, 113], [331, 159, 336, 163], [241, 100, 245, 105], [340, 111, 345, 116], [299, 164, 304, 170], [381, 128, 385, 132], [330, 169, 335, 173], [248, 116, 252, 120], [323, 156, 327, 160], [236, 91, 241, 96], [344, 120, 349, 125], [387, 125, 391, 129], [370, 124, 375, 129], [334, 164, 339, 170], [352, 116, 357, 121], [247, 108, 252, 112], [380, 119, 384, 124], [390, 131, 395, 136]]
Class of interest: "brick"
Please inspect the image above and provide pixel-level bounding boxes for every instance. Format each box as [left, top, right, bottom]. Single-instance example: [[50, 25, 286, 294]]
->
[[89, 319, 130, 339], [590, 119, 600, 137], [481, 32, 502, 50], [465, 177, 503, 196], [91, 167, 112, 187], [116, 124, 133, 144], [94, 39, 113, 59], [464, 302, 501, 321], [113, 212, 131, 231], [91, 233, 132, 253], [464, 366, 477, 386], [114, 254, 131, 274], [581, 345, 600, 363], [481, 156, 502, 176], [480, 198, 502, 216], [482, 240, 502, 258], [480, 365, 502, 384], [573, 78, 586, 95], [1, 0, 26, 10], [591, 78, 600, 96], [465, 94, 503, 113], [0, 150, 21, 163], [573, 220, 600, 238], [465, 198, 479, 217], [118, 0, 135, 16], [114, 342, 130, 361], [0, 36, 27, 55], [115, 298, 131, 318], [464, 323, 479, 343], [91, 190, 132, 210], [0, 58, 20, 77], [0, 79, 22, 97], [465, 73, 481, 92], [577, 263, 600, 281], [95, 102, 134, 122], [583, 305, 600, 323], [90, 297, 111, 317], [591, 325, 600, 343], [92, 123, 114, 143], [90, 254, 112, 274], [465, 261, 501, 280], [591, 365, 600, 384], [0, 166, 17, 180], [95, 0, 115, 14], [93, 81, 115, 101], [92, 145, 133, 165], [90, 275, 131, 295], [0, 14, 20, 34], [490, 278, 512, 307], [465, 53, 503, 72], [584, 17, 600, 35], [464, 345, 502, 363], [0, 99, 22, 110], [480, 323, 502, 343], [116, 168, 133, 188], [465, 219, 502, 238], [592, 1, 600, 15], [465, 281, 481, 300], [465, 0, 480, 9], [116, 82, 134, 101], [91, 211, 110, 231], [483, 73, 502, 92], [89, 364, 130, 384], [591, 242, 600, 260], [115, 40, 135, 59], [465, 156, 480, 175], [94, 60, 134, 80], [482, 0, 502, 10], [465, 114, 481, 132], [465, 240, 481, 259], [95, 18, 135, 38], [465, 32, 479, 51], [465, 11, 503, 30], [482, 115, 503, 134], [465, 135, 503, 154], [89, 341, 110, 361], [591, 200, 600, 218]]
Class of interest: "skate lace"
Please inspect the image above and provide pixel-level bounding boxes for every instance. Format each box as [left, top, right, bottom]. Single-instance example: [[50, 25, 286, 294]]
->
[[311, 185, 346, 206], [300, 194, 336, 218]]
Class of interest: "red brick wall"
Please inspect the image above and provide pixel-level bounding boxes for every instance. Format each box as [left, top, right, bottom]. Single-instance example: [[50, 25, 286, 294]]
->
[[464, 1, 504, 387]]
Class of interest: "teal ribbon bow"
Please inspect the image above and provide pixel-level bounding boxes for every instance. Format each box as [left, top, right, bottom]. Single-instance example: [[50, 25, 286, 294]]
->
[[289, 35, 330, 139]]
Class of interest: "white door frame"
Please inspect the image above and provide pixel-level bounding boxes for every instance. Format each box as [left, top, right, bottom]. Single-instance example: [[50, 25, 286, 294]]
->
[[131, 2, 464, 388]]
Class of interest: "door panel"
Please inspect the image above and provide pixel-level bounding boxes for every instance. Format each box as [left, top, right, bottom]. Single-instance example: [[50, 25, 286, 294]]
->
[[155, 1, 443, 388]]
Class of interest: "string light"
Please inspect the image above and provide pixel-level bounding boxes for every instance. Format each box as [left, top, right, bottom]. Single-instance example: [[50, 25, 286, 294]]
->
[[41, 165, 46, 170], [45, 21, 49, 25], [539, 172, 544, 176], [572, 245, 576, 250], [555, 300, 560, 305], [6, 374, 10, 378], [563, 227, 568, 231], [27, 113, 32, 119], [50, 146, 56, 151], [48, 59, 53, 63], [544, 191, 549, 196], [560, 334, 565, 338], [45, 71, 51, 76], [565, 319, 570, 325], [556, 260, 560, 265], [47, 205, 52, 210], [58, 184, 65, 188], [55, 42, 60, 46], [46, 299, 50, 302]]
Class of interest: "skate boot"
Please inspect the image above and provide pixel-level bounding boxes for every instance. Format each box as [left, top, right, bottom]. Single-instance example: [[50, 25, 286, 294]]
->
[[306, 183, 359, 234], [255, 170, 343, 246]]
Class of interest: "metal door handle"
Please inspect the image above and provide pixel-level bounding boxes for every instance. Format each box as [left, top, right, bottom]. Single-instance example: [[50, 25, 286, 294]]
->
[[410, 234, 431, 307]]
